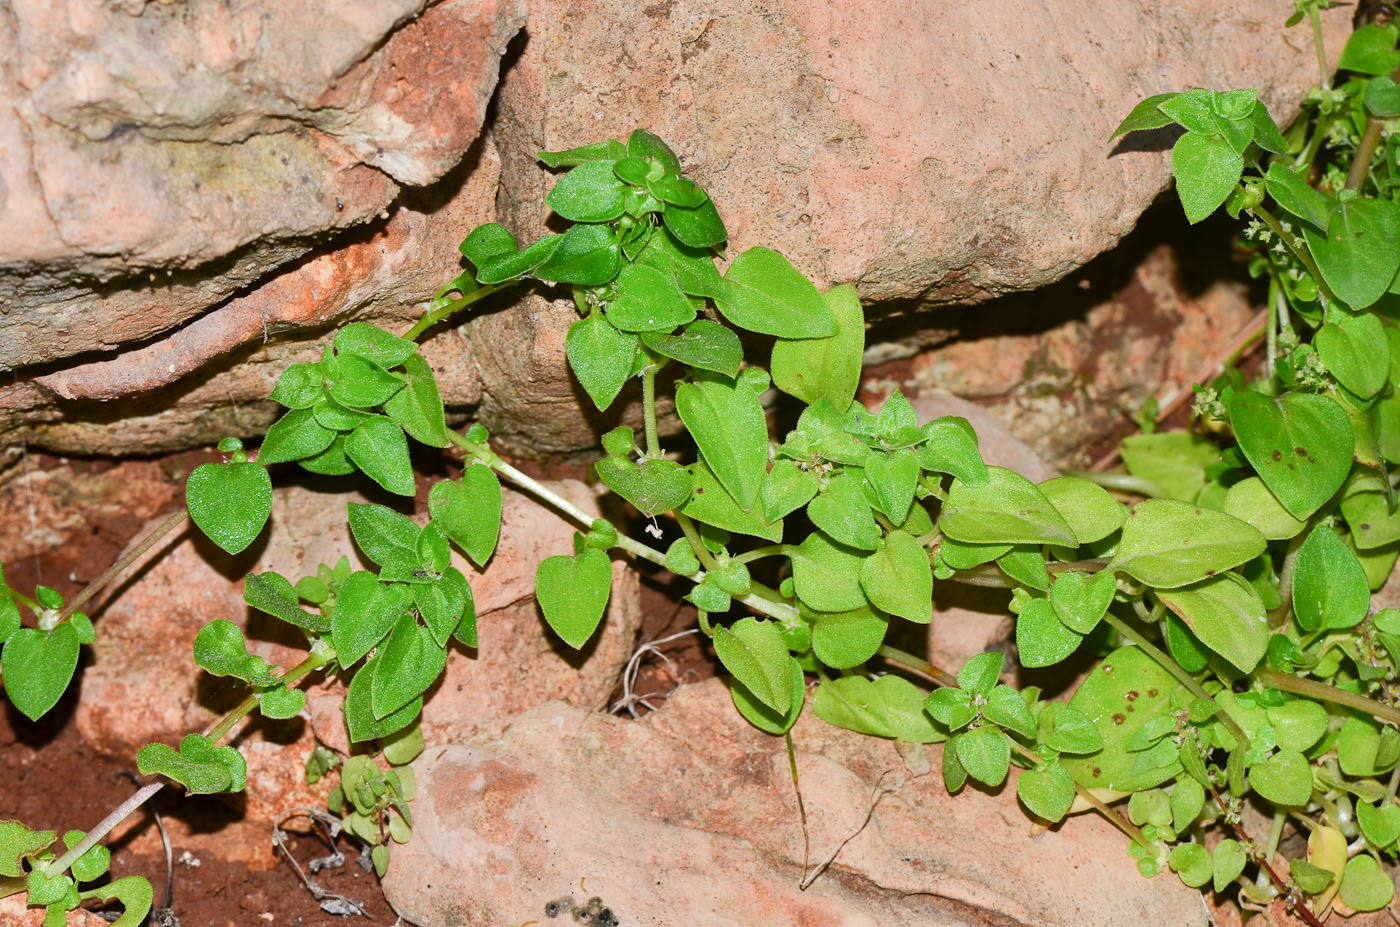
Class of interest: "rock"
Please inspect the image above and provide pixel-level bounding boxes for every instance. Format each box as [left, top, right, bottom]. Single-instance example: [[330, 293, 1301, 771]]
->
[[74, 478, 640, 833], [0, 0, 523, 452], [0, 894, 108, 926], [911, 243, 1257, 468], [383, 680, 1204, 927]]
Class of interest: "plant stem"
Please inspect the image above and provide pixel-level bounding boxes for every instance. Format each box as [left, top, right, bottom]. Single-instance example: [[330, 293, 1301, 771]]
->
[[1257, 668, 1400, 727], [401, 283, 503, 342], [675, 512, 720, 572], [1059, 470, 1164, 498], [41, 651, 331, 881], [735, 545, 787, 565], [875, 644, 1152, 850], [1309, 5, 1330, 92], [641, 368, 661, 460], [1102, 609, 1251, 750], [1345, 65, 1400, 192], [1249, 204, 1336, 307], [59, 509, 190, 623]]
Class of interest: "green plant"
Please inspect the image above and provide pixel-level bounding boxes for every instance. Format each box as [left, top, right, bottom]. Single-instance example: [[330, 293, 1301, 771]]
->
[[3, 8, 1400, 922]]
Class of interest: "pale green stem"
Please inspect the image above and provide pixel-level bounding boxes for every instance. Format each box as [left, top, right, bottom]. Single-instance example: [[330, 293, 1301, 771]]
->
[[641, 368, 661, 460], [1103, 608, 1251, 750], [874, 644, 1151, 850], [1250, 204, 1335, 308], [1059, 469, 1164, 498], [1258, 668, 1400, 727], [60, 509, 189, 623], [40, 651, 331, 882], [401, 283, 503, 342], [734, 545, 786, 565], [675, 512, 720, 572], [1309, 6, 1330, 92], [1258, 809, 1287, 889]]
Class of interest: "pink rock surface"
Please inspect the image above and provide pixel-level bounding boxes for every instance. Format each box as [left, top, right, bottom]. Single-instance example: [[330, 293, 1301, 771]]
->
[[0, 894, 108, 926], [74, 479, 640, 834], [383, 680, 1204, 926]]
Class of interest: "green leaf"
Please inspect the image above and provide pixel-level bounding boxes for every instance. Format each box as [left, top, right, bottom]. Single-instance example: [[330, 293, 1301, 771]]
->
[[1016, 597, 1084, 667], [1304, 198, 1400, 310], [1038, 477, 1126, 545], [771, 283, 864, 412], [675, 371, 770, 510], [760, 459, 820, 523], [244, 571, 328, 632], [372, 612, 446, 720], [258, 408, 337, 465], [326, 354, 403, 409], [332, 572, 413, 667], [638, 319, 741, 378], [1248, 749, 1313, 806], [661, 197, 727, 249], [859, 531, 933, 624], [1265, 163, 1331, 230], [715, 247, 837, 338], [1171, 776, 1206, 832], [917, 417, 988, 485], [257, 685, 306, 720], [1049, 570, 1115, 634], [730, 669, 804, 735], [334, 323, 416, 370], [997, 546, 1049, 591], [1039, 703, 1103, 754], [955, 727, 1011, 786], [137, 733, 246, 794], [1168, 843, 1213, 889], [26, 870, 75, 907], [347, 503, 419, 569], [1339, 23, 1400, 76], [2, 624, 80, 721], [681, 459, 783, 542], [1293, 525, 1370, 631], [476, 234, 562, 284], [813, 674, 945, 742], [384, 353, 448, 448], [267, 361, 323, 409], [0, 820, 54, 877], [595, 456, 692, 517], [1119, 432, 1220, 501], [808, 471, 880, 551], [1266, 700, 1329, 753], [1357, 800, 1400, 849], [1108, 498, 1266, 588], [566, 314, 638, 413], [186, 462, 272, 555], [538, 139, 627, 168], [1063, 647, 1183, 791], [535, 546, 611, 649], [1343, 470, 1400, 550], [413, 567, 472, 647], [535, 224, 621, 286], [1018, 761, 1076, 823], [809, 604, 888, 669], [1223, 476, 1306, 540], [458, 222, 518, 268], [192, 620, 277, 685], [546, 160, 626, 222], [866, 449, 919, 525], [939, 467, 1077, 546], [1158, 89, 1217, 134], [1171, 131, 1244, 224], [957, 651, 1003, 697], [926, 687, 977, 731], [1247, 101, 1288, 154], [791, 531, 868, 613], [626, 130, 681, 173], [1110, 92, 1179, 138], [1158, 573, 1267, 673], [0, 564, 21, 645], [1339, 716, 1384, 777], [345, 418, 415, 497], [605, 263, 696, 333], [312, 396, 373, 431], [1340, 854, 1395, 911], [713, 618, 794, 714], [983, 684, 1036, 739], [1318, 314, 1390, 403], [632, 226, 725, 299], [1213, 838, 1247, 893], [1230, 390, 1352, 518], [300, 433, 354, 476], [1367, 75, 1400, 118], [345, 655, 421, 743]]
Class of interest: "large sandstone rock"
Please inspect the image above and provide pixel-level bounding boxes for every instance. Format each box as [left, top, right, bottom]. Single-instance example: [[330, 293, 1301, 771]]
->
[[74, 479, 641, 832], [384, 682, 1204, 927], [0, 0, 523, 451]]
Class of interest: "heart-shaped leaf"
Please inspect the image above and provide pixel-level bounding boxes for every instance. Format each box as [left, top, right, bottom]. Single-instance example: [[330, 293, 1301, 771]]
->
[[790, 531, 868, 613], [809, 604, 888, 669], [1017, 761, 1076, 823], [137, 734, 246, 794], [807, 471, 879, 550], [1340, 854, 1396, 911], [859, 530, 933, 623], [1016, 597, 1084, 667], [1049, 570, 1115, 634], [413, 567, 473, 647], [954, 727, 1011, 786], [186, 462, 273, 555], [1248, 749, 1313, 806], [1317, 312, 1389, 398], [1158, 573, 1268, 674], [1303, 198, 1400, 309], [1172, 131, 1244, 224], [372, 613, 447, 720], [939, 467, 1077, 546], [566, 313, 639, 412], [384, 352, 448, 448], [2, 624, 81, 721], [192, 620, 278, 685], [1293, 525, 1370, 631], [771, 284, 864, 412], [1357, 801, 1400, 849], [715, 247, 836, 338], [639, 319, 742, 378], [332, 572, 413, 668], [428, 464, 502, 568], [606, 263, 696, 332], [344, 655, 422, 743], [535, 547, 612, 649], [594, 456, 693, 517]]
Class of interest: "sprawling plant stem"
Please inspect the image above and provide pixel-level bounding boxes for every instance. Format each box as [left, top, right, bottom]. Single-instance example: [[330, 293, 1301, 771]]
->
[[58, 509, 190, 624], [1258, 668, 1400, 726], [641, 367, 661, 459], [400, 283, 504, 342], [1249, 204, 1336, 307]]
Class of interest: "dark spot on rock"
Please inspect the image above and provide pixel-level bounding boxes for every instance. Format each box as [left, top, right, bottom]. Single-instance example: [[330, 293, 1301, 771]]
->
[[1112, 712, 1126, 725]]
